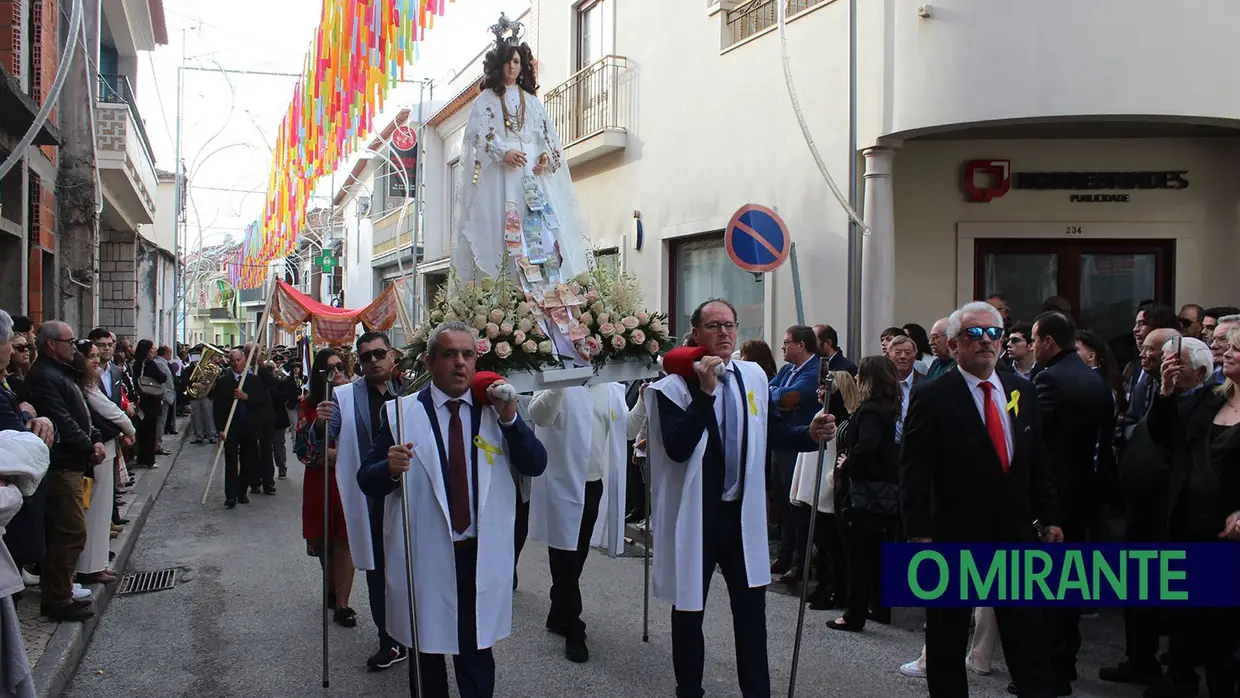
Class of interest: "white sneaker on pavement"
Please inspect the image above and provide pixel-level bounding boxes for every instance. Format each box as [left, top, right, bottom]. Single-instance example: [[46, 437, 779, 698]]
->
[[899, 660, 926, 678], [71, 583, 92, 601]]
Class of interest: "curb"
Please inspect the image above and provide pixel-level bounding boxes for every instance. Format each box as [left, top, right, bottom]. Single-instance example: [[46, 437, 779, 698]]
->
[[31, 418, 191, 698]]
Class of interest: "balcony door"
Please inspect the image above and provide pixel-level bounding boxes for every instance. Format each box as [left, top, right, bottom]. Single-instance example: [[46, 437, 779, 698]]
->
[[974, 238, 1174, 348], [573, 0, 614, 142]]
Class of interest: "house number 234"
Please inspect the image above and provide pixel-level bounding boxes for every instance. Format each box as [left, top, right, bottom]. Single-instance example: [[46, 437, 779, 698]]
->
[[1064, 226, 1083, 236]]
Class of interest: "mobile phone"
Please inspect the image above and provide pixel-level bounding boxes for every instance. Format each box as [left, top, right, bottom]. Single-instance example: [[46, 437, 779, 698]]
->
[[1173, 333, 1182, 357]]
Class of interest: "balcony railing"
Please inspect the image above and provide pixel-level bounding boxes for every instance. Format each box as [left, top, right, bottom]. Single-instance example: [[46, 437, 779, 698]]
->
[[542, 55, 632, 150], [725, 0, 827, 46], [97, 74, 156, 167]]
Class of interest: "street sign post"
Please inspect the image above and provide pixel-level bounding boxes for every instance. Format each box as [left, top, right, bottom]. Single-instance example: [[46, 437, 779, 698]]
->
[[724, 204, 790, 273]]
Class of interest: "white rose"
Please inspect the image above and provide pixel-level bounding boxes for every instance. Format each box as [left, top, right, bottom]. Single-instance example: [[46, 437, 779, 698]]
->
[[489, 309, 505, 324], [518, 301, 533, 317], [499, 321, 514, 335], [597, 313, 611, 326], [538, 340, 554, 355], [514, 330, 526, 344], [522, 340, 538, 354], [598, 322, 616, 337], [579, 312, 593, 326], [591, 301, 605, 315], [494, 341, 512, 359], [518, 318, 534, 333], [472, 314, 488, 331], [485, 322, 500, 339]]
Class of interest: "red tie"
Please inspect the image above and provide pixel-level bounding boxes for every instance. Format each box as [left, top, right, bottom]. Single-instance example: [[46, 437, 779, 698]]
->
[[979, 382, 1010, 472], [447, 400, 472, 534]]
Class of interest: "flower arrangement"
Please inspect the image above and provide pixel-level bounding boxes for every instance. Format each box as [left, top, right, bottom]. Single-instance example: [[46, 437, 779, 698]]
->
[[400, 261, 673, 385]]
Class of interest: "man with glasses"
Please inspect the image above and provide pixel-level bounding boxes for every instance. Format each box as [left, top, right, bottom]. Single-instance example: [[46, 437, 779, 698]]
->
[[1005, 322, 1037, 380], [325, 331, 410, 671], [27, 321, 107, 621], [900, 301, 1061, 698], [1178, 304, 1205, 340], [768, 324, 821, 579], [647, 299, 837, 698], [213, 347, 274, 507]]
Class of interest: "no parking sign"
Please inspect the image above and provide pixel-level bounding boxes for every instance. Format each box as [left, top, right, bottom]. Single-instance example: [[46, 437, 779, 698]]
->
[[725, 204, 790, 273]]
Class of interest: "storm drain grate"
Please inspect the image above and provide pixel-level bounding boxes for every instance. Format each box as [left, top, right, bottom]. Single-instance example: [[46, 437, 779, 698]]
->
[[115, 568, 178, 596], [594, 541, 649, 559]]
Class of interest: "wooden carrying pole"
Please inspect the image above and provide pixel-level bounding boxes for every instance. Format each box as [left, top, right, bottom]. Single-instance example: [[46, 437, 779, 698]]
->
[[201, 281, 276, 505]]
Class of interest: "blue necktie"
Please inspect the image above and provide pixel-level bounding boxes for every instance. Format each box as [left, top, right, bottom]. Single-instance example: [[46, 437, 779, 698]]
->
[[720, 368, 741, 495]]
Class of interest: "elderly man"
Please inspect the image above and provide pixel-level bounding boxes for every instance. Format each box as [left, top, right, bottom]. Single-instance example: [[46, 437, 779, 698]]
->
[[26, 321, 106, 621], [768, 324, 821, 578], [886, 334, 921, 443], [924, 317, 955, 381], [358, 321, 547, 698], [649, 298, 836, 698], [900, 301, 1061, 698], [1207, 314, 1240, 386]]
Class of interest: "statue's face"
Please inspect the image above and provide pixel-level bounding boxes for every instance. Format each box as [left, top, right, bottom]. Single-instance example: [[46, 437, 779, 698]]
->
[[504, 50, 522, 83]]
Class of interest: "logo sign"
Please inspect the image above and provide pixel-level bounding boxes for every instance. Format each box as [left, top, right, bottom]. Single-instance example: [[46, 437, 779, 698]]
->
[[724, 204, 790, 273], [388, 125, 418, 199], [964, 160, 1189, 203], [315, 254, 338, 272]]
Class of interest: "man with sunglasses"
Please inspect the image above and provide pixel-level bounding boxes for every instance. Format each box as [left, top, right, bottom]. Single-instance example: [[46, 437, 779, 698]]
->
[[900, 301, 1061, 698], [324, 331, 410, 671]]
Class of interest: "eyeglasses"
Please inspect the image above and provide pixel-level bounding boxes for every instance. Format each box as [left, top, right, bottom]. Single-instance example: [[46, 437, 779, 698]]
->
[[700, 322, 738, 333], [49, 336, 76, 345], [326, 361, 344, 371], [359, 347, 388, 363], [11, 345, 28, 352], [962, 326, 1004, 342]]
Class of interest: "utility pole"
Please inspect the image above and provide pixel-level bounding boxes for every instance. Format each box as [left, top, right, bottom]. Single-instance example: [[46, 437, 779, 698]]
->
[[174, 28, 187, 342]]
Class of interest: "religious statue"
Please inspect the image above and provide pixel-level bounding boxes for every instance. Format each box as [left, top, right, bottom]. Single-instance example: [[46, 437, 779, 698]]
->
[[452, 14, 591, 363]]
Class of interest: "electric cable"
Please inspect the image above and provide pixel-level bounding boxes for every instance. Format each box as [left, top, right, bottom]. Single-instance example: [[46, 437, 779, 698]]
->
[[0, 0, 85, 181]]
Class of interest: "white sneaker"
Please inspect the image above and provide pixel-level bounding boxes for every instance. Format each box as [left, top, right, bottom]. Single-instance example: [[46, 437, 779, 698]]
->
[[71, 583, 92, 601], [21, 569, 39, 587], [899, 660, 927, 678], [966, 658, 992, 676]]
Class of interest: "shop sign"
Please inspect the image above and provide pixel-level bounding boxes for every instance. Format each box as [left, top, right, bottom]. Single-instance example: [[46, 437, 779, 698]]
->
[[963, 159, 1189, 203]]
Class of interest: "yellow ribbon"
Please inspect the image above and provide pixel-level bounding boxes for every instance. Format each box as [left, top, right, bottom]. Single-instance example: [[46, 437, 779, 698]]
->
[[1006, 390, 1020, 418], [747, 390, 758, 416], [610, 410, 616, 421], [473, 435, 502, 465]]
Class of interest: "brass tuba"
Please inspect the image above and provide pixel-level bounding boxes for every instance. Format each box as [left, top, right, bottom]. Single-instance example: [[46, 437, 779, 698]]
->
[[185, 344, 225, 399]]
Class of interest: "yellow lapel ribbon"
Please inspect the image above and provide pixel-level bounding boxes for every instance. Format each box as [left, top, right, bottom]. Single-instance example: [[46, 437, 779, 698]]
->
[[1006, 390, 1020, 418], [610, 410, 616, 421], [747, 390, 758, 416], [473, 435, 502, 465]]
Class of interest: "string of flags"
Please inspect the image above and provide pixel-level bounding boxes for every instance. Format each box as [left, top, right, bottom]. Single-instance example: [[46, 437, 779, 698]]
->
[[227, 0, 454, 289]]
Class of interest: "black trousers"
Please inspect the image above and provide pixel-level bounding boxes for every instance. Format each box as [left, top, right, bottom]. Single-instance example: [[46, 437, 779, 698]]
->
[[221, 433, 259, 500], [926, 606, 1054, 697], [163, 399, 177, 433], [547, 479, 603, 639], [411, 543, 495, 698], [1166, 607, 1239, 696], [136, 398, 162, 466], [366, 495, 396, 648], [813, 513, 847, 597], [1120, 504, 1162, 669], [252, 423, 275, 489], [839, 513, 889, 625], [671, 500, 769, 698], [1048, 515, 1090, 681], [771, 451, 799, 563], [513, 499, 530, 565]]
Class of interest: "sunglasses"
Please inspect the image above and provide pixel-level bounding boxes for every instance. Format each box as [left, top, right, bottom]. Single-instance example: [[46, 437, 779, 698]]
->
[[12, 345, 28, 352], [359, 348, 388, 363], [962, 326, 1004, 342], [1178, 317, 1194, 328]]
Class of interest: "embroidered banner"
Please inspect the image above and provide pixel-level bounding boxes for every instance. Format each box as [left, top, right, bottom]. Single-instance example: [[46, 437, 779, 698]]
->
[[269, 281, 399, 346]]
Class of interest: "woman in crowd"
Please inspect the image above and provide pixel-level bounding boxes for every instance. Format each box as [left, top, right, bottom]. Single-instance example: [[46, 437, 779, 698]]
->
[[72, 340, 133, 584], [902, 323, 935, 375], [829, 356, 901, 632], [299, 348, 356, 627], [130, 340, 167, 468], [1076, 329, 1127, 414], [5, 333, 31, 403], [879, 326, 906, 357], [739, 339, 777, 380]]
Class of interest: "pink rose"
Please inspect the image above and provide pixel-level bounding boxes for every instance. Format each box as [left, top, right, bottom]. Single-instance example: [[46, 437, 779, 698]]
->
[[579, 311, 593, 326], [611, 335, 627, 351], [521, 340, 538, 354], [489, 309, 504, 324], [485, 322, 500, 339], [646, 339, 661, 354], [584, 336, 602, 356], [621, 316, 640, 330], [650, 319, 663, 333], [514, 330, 526, 344], [629, 329, 646, 345], [500, 321, 514, 335], [599, 322, 616, 337], [637, 311, 650, 323], [586, 290, 600, 303], [494, 341, 512, 359], [476, 338, 492, 355], [597, 312, 611, 325]]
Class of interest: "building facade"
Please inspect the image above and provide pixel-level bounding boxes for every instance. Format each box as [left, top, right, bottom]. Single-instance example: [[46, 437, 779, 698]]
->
[[407, 0, 1240, 359], [134, 169, 181, 346]]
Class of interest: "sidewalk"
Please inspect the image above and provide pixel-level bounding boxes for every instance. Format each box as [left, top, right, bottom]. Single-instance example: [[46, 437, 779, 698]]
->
[[18, 417, 190, 698]]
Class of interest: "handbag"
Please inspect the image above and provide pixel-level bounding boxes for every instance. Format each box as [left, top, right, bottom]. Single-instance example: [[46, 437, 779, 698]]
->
[[843, 479, 901, 519], [137, 375, 163, 399]]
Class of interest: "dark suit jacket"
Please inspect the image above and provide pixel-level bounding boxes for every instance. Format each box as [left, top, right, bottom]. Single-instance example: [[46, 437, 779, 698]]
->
[[99, 363, 125, 410], [825, 351, 858, 377], [769, 355, 821, 427], [0, 384, 27, 432], [212, 370, 274, 434], [27, 356, 101, 473], [1148, 388, 1240, 540], [1033, 351, 1115, 531], [899, 367, 1058, 542], [356, 388, 547, 499]]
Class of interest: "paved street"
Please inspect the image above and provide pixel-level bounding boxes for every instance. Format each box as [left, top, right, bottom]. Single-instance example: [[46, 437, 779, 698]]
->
[[65, 440, 1144, 697]]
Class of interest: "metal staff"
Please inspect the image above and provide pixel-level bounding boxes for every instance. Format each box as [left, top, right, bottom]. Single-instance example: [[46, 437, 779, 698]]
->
[[642, 419, 652, 643], [788, 361, 836, 698], [396, 391, 425, 697], [322, 364, 338, 688]]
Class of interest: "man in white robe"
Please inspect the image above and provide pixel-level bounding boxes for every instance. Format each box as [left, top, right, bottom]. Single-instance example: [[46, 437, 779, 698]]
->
[[647, 299, 837, 698], [527, 382, 627, 663], [326, 331, 406, 670], [357, 321, 547, 698]]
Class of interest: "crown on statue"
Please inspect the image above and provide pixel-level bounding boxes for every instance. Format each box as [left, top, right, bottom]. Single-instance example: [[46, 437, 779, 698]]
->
[[489, 13, 524, 46]]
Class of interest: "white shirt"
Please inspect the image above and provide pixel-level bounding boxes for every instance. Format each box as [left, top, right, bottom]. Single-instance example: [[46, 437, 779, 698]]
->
[[712, 361, 745, 502], [430, 384, 478, 541], [528, 385, 613, 482], [957, 366, 1015, 462]]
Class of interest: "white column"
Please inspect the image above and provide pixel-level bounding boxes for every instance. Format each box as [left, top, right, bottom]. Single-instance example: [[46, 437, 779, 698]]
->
[[860, 147, 896, 357]]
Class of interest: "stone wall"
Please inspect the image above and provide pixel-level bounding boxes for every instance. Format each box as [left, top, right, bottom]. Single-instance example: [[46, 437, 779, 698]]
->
[[99, 227, 136, 339]]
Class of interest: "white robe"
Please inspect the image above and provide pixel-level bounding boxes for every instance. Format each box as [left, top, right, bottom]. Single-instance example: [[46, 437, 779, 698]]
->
[[332, 384, 375, 571], [646, 360, 772, 612], [381, 394, 519, 654], [529, 384, 628, 557]]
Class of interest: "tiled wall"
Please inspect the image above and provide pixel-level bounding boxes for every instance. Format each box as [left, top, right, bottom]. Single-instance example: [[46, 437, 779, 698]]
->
[[99, 227, 137, 339]]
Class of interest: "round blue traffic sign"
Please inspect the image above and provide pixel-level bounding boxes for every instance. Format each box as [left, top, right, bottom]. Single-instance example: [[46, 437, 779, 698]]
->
[[724, 204, 790, 273]]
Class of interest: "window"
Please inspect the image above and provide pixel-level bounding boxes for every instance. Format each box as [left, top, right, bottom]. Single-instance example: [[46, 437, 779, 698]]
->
[[594, 247, 620, 276], [670, 235, 764, 341], [576, 0, 613, 70], [447, 159, 461, 242]]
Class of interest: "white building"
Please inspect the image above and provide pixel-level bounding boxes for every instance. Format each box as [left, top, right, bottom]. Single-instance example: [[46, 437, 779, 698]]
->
[[408, 0, 1240, 358], [135, 170, 181, 347]]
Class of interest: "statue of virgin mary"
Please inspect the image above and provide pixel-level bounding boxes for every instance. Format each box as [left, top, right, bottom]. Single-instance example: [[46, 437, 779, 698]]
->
[[452, 15, 591, 361]]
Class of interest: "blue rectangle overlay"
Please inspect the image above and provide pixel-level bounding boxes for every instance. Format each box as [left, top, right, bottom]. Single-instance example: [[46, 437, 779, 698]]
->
[[881, 543, 1240, 607]]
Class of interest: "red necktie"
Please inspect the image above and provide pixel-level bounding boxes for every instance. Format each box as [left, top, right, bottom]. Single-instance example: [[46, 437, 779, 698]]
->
[[979, 382, 1010, 473], [447, 400, 471, 534]]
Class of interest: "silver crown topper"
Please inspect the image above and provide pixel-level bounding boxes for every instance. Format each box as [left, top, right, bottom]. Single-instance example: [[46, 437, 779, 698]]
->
[[489, 13, 524, 46]]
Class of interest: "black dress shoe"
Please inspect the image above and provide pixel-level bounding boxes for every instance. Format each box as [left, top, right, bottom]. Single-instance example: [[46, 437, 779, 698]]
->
[[225, 498, 236, 508], [249, 486, 261, 495], [237, 494, 250, 504], [867, 608, 892, 624], [113, 517, 131, 525], [565, 636, 589, 663], [333, 606, 358, 627], [827, 617, 864, 633], [770, 557, 793, 575], [263, 485, 277, 495]]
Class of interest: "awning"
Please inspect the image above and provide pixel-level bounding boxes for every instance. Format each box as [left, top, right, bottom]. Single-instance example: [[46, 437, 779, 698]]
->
[[0, 65, 60, 147]]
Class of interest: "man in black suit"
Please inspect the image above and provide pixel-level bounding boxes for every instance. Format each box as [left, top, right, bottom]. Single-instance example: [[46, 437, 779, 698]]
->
[[815, 324, 857, 376], [1030, 311, 1116, 692], [900, 301, 1062, 698], [213, 347, 273, 507]]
